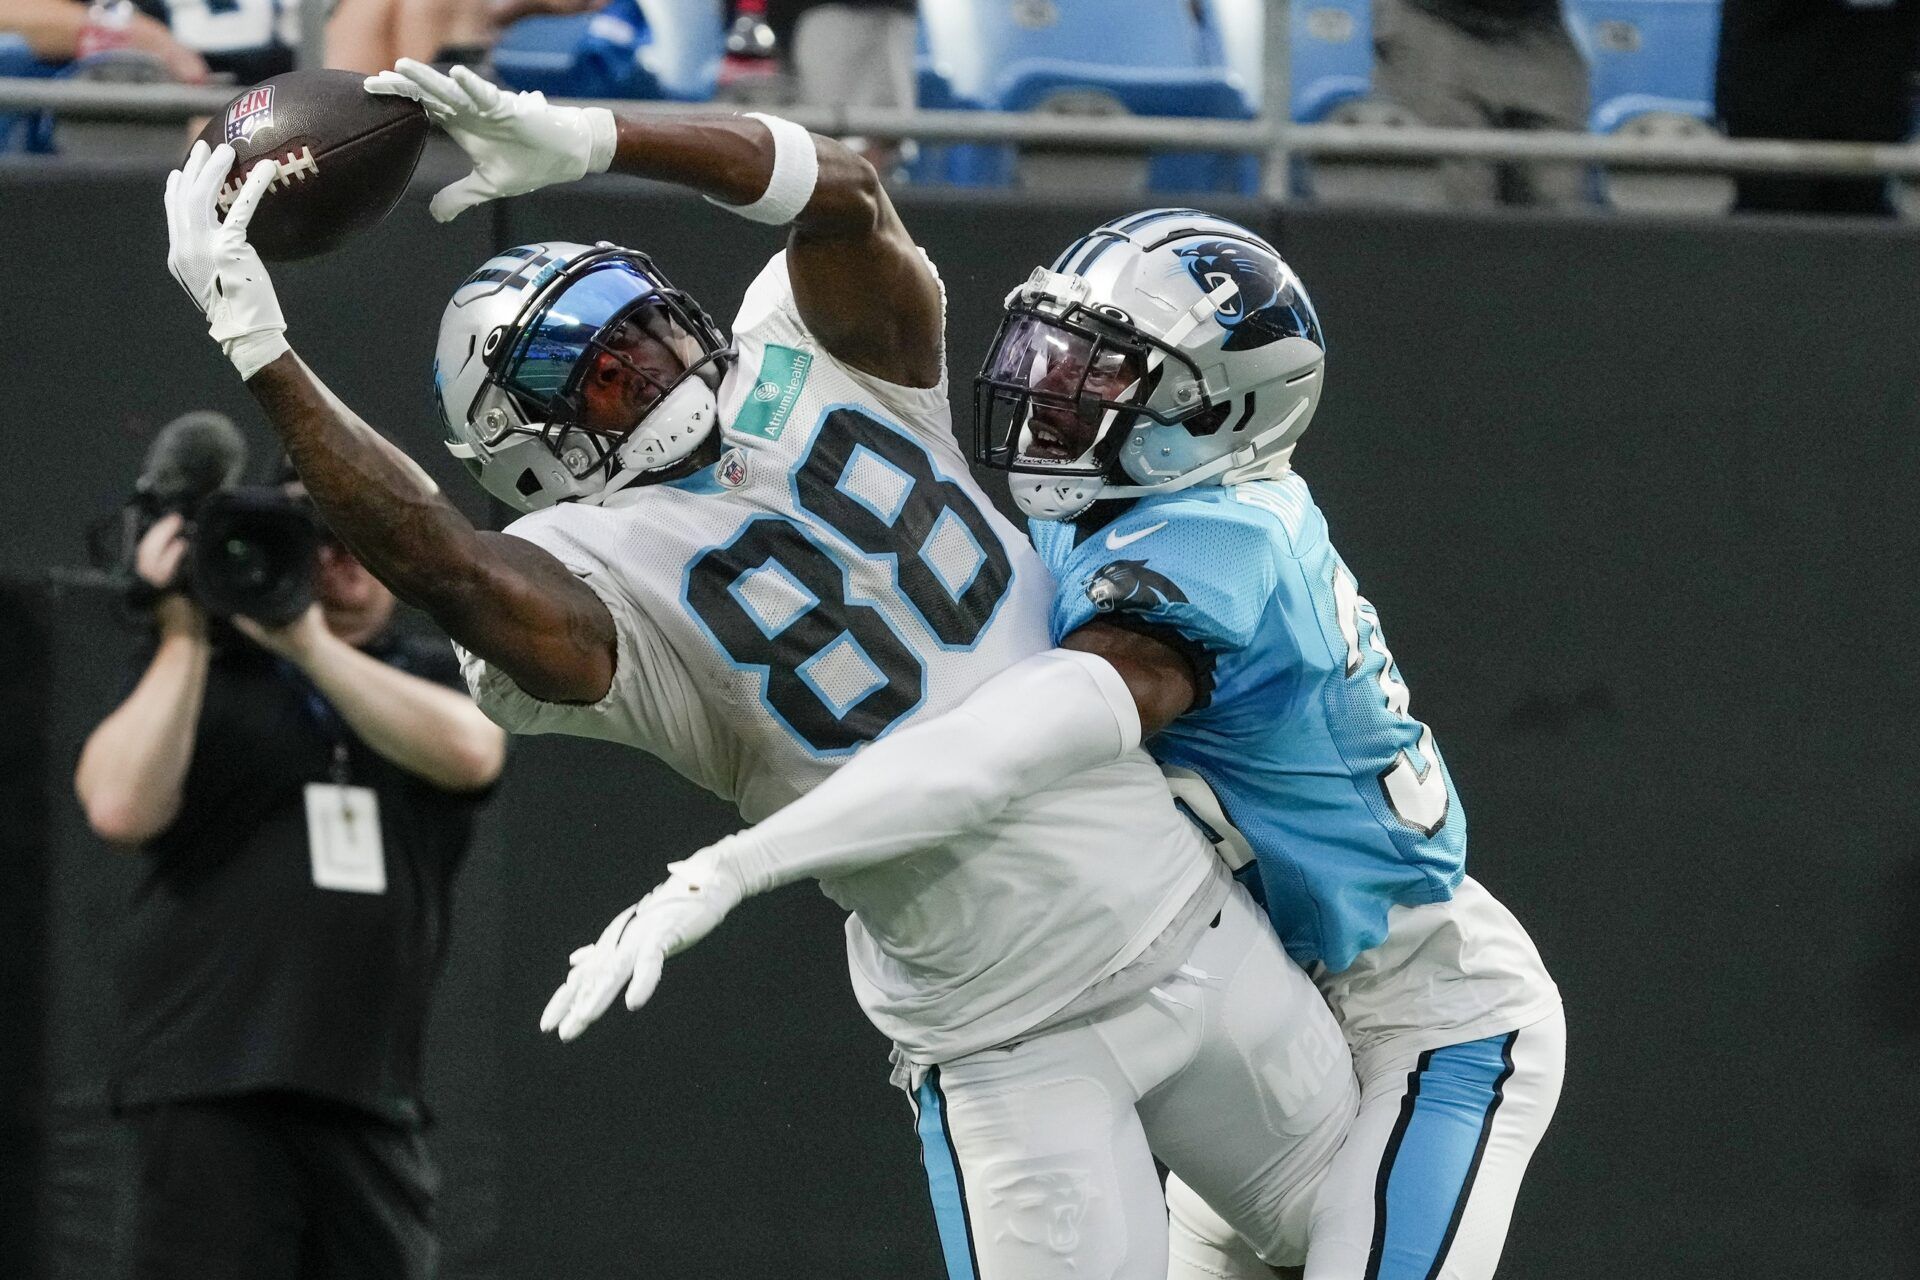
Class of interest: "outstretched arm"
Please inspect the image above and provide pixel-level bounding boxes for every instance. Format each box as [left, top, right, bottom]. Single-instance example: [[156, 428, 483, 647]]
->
[[367, 61, 943, 386], [538, 628, 1200, 1040], [163, 141, 615, 705], [245, 354, 614, 703]]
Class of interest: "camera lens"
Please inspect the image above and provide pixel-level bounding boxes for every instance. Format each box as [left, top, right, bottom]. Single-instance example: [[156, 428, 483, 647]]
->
[[188, 488, 322, 627], [222, 536, 276, 591]]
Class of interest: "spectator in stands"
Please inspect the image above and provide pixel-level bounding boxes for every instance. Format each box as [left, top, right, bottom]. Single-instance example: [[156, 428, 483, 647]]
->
[[2, 0, 486, 83], [74, 468, 505, 1280], [766, 0, 914, 166], [0, 0, 208, 81], [326, 0, 474, 74], [1717, 0, 1920, 216], [1375, 0, 1590, 208]]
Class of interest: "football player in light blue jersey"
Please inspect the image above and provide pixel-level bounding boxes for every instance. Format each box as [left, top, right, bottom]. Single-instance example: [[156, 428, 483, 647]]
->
[[602, 210, 1565, 1279], [979, 211, 1564, 1280]]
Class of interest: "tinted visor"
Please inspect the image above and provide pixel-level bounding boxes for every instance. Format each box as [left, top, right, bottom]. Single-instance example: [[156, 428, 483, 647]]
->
[[500, 259, 671, 410], [974, 308, 1153, 474]]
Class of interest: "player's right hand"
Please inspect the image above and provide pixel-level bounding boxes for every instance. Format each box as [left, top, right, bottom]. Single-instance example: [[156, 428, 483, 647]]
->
[[164, 141, 288, 380], [364, 60, 617, 223]]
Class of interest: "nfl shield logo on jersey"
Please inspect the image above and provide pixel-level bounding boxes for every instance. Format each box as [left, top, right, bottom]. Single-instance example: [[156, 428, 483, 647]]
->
[[717, 447, 749, 489], [224, 86, 274, 144]]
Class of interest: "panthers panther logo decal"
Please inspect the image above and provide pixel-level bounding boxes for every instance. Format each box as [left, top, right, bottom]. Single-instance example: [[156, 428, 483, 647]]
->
[[1174, 238, 1317, 352], [1086, 560, 1188, 613]]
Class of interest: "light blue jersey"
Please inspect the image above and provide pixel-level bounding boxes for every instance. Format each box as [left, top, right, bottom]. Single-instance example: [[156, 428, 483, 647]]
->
[[1031, 472, 1466, 972]]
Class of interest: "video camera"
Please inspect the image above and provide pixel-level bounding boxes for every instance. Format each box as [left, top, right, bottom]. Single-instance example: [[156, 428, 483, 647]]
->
[[87, 412, 326, 628]]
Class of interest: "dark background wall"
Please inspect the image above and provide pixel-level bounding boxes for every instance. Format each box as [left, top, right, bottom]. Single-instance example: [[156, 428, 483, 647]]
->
[[2, 158, 1915, 1279]]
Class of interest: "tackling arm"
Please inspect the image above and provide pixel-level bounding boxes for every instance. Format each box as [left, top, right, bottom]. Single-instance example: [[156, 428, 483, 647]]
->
[[708, 621, 1199, 895], [539, 645, 1155, 1039], [540, 630, 1199, 1039], [712, 646, 1148, 896]]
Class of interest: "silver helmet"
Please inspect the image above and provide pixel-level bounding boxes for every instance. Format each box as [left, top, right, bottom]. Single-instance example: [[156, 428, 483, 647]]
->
[[433, 241, 734, 513], [974, 209, 1325, 521]]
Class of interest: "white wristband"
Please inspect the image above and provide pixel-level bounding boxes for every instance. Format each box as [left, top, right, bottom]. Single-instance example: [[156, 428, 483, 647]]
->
[[582, 106, 618, 175], [706, 112, 819, 225], [227, 332, 290, 381]]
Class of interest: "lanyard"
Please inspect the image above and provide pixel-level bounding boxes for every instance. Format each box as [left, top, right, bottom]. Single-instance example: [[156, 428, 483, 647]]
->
[[286, 662, 352, 786]]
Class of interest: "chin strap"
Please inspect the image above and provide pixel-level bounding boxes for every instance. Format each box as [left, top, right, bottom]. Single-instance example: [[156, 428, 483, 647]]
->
[[581, 378, 720, 505], [1222, 443, 1296, 485], [1099, 395, 1313, 500]]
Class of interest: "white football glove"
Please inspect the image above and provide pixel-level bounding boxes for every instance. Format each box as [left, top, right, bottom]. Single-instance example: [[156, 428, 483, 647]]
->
[[365, 59, 617, 223], [539, 846, 746, 1043], [163, 141, 289, 380]]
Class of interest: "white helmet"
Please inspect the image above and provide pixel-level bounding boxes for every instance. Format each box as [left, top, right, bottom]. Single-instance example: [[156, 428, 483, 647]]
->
[[433, 241, 734, 513], [973, 209, 1325, 521]]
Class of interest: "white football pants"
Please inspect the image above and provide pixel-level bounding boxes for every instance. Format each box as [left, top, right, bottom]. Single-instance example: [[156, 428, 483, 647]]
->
[[904, 883, 1359, 1279], [1167, 1011, 1567, 1280]]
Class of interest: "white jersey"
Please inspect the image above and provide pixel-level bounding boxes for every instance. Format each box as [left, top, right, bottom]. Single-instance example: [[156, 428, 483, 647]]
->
[[458, 252, 1213, 1061], [1313, 876, 1561, 1060]]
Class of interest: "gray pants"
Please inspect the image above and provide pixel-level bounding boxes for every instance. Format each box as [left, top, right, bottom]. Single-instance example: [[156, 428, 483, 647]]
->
[[1374, 0, 1591, 208], [790, 4, 917, 109]]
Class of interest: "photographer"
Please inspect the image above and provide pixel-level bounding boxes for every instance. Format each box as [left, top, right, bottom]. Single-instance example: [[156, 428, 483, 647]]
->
[[73, 487, 506, 1280]]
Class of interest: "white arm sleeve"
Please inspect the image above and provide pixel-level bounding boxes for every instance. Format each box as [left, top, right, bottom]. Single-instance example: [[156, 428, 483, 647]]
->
[[711, 648, 1142, 896]]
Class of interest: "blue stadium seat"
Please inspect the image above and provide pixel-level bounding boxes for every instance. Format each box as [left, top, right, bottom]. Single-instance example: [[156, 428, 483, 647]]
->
[[1562, 0, 1721, 134], [1287, 0, 1373, 123], [493, 0, 721, 102], [1562, 1, 1726, 211], [910, 13, 1019, 186], [0, 34, 62, 155], [913, 0, 1256, 195]]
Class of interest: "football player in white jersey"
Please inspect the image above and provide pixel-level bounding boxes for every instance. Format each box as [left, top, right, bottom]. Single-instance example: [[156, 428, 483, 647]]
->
[[578, 211, 1566, 1280], [161, 65, 1361, 1277]]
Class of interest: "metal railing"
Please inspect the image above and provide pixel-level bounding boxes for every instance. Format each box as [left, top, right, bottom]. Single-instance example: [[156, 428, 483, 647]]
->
[[6, 75, 1919, 182]]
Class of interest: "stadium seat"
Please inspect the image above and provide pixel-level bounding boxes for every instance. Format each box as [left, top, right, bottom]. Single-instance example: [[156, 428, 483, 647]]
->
[[1274, 1, 1448, 205], [912, 0, 1256, 195], [492, 0, 722, 102], [1287, 0, 1373, 124], [1561, 0, 1730, 212], [0, 34, 61, 155], [1562, 0, 1720, 134]]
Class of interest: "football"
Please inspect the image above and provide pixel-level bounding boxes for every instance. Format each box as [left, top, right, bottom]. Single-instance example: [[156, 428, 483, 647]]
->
[[192, 69, 430, 262]]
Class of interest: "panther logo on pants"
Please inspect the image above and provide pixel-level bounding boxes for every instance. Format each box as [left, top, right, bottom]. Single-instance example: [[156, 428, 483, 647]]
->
[[991, 1166, 1094, 1253]]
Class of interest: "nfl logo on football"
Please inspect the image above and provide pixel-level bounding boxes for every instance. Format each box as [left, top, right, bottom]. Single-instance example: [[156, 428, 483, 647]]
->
[[224, 87, 274, 145]]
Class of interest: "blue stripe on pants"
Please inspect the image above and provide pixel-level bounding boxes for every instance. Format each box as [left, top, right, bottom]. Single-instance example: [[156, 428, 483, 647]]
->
[[915, 1067, 979, 1280], [1366, 1030, 1519, 1280]]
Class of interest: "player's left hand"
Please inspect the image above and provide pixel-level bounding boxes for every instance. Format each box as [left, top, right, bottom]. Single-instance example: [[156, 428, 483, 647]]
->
[[539, 846, 745, 1042], [364, 59, 616, 223], [164, 140, 289, 380]]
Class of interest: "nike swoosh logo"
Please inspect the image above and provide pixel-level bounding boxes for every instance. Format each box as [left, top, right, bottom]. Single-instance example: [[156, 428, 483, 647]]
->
[[1105, 521, 1166, 551]]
